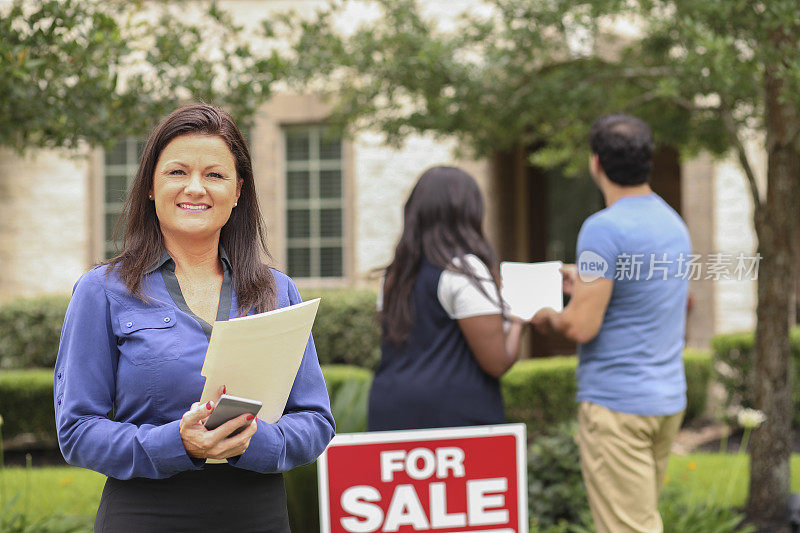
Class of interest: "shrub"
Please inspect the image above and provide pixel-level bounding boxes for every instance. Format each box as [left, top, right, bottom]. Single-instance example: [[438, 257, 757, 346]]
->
[[684, 349, 711, 422], [503, 352, 711, 437], [525, 422, 752, 533], [324, 365, 372, 434], [0, 370, 56, 445], [285, 462, 319, 533], [712, 327, 800, 424], [0, 351, 710, 446], [0, 366, 370, 533], [283, 365, 372, 533], [0, 295, 69, 369], [287, 289, 382, 369], [0, 290, 382, 371], [0, 359, 720, 533], [527, 422, 591, 531], [658, 485, 753, 533], [0, 366, 372, 449], [502, 357, 578, 436]]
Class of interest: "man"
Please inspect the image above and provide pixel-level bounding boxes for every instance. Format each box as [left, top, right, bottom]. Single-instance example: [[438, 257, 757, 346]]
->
[[533, 113, 691, 533]]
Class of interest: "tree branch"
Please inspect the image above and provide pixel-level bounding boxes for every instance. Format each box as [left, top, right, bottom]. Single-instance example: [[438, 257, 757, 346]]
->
[[628, 91, 721, 113], [719, 103, 763, 214], [672, 94, 764, 216], [622, 88, 665, 110]]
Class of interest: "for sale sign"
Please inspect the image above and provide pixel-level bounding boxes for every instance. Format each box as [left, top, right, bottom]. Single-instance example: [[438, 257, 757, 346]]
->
[[318, 424, 527, 533]]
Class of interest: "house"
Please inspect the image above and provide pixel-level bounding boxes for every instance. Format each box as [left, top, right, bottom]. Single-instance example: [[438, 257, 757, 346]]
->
[[0, 0, 765, 352]]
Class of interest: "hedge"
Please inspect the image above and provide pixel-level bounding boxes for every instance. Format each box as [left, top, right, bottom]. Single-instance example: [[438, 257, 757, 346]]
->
[[712, 326, 800, 424], [0, 357, 710, 533], [300, 289, 380, 369], [502, 356, 578, 434], [0, 295, 70, 369], [502, 350, 711, 436], [0, 290, 381, 370], [684, 349, 712, 422], [0, 366, 373, 446], [0, 353, 710, 446], [0, 369, 60, 444]]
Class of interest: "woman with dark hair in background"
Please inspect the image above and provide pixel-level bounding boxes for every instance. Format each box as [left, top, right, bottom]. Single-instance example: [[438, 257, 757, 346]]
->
[[368, 166, 525, 431], [54, 104, 334, 532]]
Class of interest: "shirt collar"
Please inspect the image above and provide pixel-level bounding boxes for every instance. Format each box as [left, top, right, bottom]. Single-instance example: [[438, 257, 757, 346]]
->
[[144, 247, 232, 275], [144, 250, 173, 275], [219, 247, 232, 273]]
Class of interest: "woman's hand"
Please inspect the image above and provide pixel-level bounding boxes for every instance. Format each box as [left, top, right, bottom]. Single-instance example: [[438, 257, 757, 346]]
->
[[179, 399, 258, 460], [531, 307, 557, 335]]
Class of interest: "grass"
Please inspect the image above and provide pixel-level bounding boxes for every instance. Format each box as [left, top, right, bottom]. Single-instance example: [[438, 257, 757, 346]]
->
[[0, 466, 105, 519], [666, 453, 800, 507], [1, 453, 799, 524]]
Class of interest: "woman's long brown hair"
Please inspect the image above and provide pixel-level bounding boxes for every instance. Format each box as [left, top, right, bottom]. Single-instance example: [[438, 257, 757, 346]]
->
[[381, 166, 503, 345], [106, 104, 276, 314]]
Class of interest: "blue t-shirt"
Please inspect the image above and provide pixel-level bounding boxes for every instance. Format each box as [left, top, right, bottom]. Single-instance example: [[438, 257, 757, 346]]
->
[[575, 193, 691, 416]]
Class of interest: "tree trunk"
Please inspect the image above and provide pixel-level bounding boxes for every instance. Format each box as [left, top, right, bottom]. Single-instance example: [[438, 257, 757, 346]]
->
[[747, 64, 800, 532]]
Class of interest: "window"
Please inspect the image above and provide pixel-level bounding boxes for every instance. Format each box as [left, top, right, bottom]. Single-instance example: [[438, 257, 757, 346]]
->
[[546, 169, 602, 263], [103, 137, 144, 259], [284, 127, 344, 278]]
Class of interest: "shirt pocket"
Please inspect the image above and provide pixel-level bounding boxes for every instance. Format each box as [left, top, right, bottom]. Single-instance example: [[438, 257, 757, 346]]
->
[[118, 308, 180, 366]]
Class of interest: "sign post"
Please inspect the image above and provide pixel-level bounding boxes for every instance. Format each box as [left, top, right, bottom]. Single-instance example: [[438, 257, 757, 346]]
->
[[318, 424, 527, 533]]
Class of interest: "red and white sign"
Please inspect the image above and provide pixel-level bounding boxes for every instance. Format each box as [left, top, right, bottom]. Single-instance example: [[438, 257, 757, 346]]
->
[[318, 424, 527, 533]]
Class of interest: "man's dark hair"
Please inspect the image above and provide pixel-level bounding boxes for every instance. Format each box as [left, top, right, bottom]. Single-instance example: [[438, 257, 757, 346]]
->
[[589, 113, 654, 186]]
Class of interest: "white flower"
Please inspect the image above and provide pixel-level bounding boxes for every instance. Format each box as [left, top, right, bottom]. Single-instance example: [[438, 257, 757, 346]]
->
[[715, 361, 737, 379], [737, 408, 766, 429]]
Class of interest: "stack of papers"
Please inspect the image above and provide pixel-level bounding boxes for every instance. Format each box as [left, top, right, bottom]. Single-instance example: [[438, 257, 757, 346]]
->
[[500, 261, 563, 320]]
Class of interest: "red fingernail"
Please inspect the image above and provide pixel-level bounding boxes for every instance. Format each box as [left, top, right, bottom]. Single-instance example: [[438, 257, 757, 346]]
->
[[206, 401, 213, 410], [246, 414, 254, 421], [222, 385, 226, 394]]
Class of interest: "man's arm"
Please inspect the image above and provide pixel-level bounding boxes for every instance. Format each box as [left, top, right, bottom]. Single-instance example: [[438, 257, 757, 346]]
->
[[532, 272, 613, 344]]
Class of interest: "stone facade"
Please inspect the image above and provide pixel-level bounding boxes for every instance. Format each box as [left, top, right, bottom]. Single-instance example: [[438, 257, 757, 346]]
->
[[0, 147, 93, 301], [712, 138, 765, 334], [352, 132, 490, 282]]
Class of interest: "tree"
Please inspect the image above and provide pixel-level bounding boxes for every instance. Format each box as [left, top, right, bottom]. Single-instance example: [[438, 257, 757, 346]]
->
[[629, 4, 799, 528], [283, 0, 799, 529], [0, 0, 287, 151]]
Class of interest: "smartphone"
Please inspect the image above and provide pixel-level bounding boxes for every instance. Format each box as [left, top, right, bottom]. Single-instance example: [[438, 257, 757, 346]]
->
[[204, 394, 262, 436]]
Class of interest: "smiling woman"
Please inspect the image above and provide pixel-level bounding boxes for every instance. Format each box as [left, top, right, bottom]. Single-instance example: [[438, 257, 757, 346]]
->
[[52, 104, 335, 532], [151, 135, 242, 249]]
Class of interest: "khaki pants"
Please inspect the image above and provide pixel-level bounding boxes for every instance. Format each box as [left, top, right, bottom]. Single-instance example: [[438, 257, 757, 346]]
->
[[577, 402, 684, 533]]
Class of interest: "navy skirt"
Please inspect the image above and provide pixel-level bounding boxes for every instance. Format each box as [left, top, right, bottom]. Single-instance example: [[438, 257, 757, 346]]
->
[[94, 464, 290, 533]]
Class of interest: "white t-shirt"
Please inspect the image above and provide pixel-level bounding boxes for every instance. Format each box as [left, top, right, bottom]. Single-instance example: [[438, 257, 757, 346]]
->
[[377, 254, 502, 319]]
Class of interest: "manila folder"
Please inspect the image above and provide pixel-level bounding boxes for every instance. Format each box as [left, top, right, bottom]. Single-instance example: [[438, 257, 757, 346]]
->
[[199, 298, 321, 424]]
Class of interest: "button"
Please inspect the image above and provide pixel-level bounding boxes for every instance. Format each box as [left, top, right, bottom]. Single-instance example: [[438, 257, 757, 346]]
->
[[125, 321, 133, 328], [163, 317, 171, 323], [57, 372, 62, 379], [57, 399, 62, 406]]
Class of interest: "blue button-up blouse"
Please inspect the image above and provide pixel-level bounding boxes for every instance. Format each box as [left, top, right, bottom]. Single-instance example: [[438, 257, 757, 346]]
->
[[54, 257, 335, 480]]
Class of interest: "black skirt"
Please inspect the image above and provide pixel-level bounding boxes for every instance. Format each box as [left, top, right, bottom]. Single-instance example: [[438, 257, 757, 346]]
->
[[94, 464, 290, 533]]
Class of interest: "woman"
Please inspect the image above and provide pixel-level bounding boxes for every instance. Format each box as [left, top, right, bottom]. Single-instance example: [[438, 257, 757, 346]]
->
[[368, 166, 525, 431], [53, 104, 335, 532]]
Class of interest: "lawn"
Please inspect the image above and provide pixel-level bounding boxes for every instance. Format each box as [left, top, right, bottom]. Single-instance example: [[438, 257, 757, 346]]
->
[[0, 466, 105, 518], [667, 453, 800, 507], [1, 454, 798, 525]]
